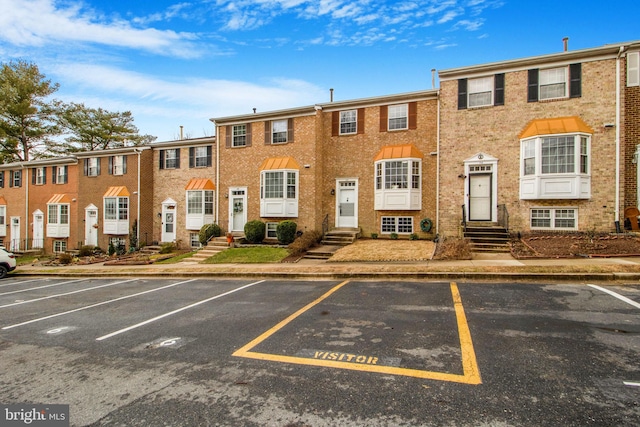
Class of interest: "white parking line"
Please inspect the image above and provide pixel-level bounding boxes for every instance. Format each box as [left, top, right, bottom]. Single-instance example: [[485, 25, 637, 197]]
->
[[0, 278, 88, 296], [96, 280, 265, 341], [587, 284, 640, 309], [0, 278, 139, 309], [624, 381, 640, 387], [2, 279, 197, 330], [0, 278, 43, 289]]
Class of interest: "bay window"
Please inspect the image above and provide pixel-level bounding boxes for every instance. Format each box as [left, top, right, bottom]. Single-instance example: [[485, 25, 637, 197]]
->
[[520, 134, 591, 199], [374, 159, 422, 210], [47, 204, 70, 237], [260, 170, 298, 217]]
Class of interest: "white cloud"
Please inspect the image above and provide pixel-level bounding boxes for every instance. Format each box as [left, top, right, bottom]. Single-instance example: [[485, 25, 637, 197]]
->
[[0, 0, 202, 58]]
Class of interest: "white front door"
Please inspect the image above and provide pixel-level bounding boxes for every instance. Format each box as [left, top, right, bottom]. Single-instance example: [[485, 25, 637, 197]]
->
[[469, 174, 492, 221], [162, 204, 177, 243], [32, 210, 44, 249], [85, 207, 98, 246], [229, 188, 247, 232], [10, 217, 20, 251], [336, 180, 358, 228]]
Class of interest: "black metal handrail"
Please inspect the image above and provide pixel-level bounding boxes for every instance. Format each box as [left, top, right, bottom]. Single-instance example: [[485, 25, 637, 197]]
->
[[322, 214, 329, 236], [461, 204, 467, 231]]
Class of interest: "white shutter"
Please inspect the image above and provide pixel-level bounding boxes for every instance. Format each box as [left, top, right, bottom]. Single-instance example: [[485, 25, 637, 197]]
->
[[628, 51, 640, 87]]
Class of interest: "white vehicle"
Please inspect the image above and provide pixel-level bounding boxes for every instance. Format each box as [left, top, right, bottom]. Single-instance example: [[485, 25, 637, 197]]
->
[[0, 247, 17, 278]]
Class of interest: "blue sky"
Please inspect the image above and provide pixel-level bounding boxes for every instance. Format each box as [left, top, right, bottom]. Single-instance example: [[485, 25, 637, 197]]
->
[[0, 0, 638, 141]]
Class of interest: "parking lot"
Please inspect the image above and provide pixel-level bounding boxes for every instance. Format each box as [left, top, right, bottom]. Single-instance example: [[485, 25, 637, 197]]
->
[[0, 277, 639, 426]]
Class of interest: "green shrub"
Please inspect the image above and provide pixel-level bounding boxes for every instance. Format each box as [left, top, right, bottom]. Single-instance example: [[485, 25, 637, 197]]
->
[[58, 253, 73, 264], [244, 220, 266, 243], [409, 233, 419, 241], [79, 245, 94, 257], [371, 233, 378, 239], [276, 220, 297, 245], [159, 242, 176, 254], [108, 241, 115, 256], [288, 230, 323, 256], [390, 233, 399, 240], [199, 223, 221, 245]]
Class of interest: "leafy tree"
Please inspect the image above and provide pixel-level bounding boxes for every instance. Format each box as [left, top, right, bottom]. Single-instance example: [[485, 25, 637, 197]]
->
[[55, 102, 156, 152], [0, 60, 61, 161]]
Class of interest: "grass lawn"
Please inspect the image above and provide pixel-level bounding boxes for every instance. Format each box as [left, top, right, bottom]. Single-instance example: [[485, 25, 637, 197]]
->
[[154, 251, 197, 264], [203, 247, 289, 264]]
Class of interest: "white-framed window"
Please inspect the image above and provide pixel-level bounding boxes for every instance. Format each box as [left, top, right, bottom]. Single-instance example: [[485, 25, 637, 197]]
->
[[627, 51, 639, 87], [233, 124, 247, 147], [266, 222, 278, 239], [539, 67, 568, 100], [388, 104, 408, 130], [260, 170, 299, 217], [104, 197, 128, 220], [112, 155, 126, 175], [381, 216, 414, 234], [35, 167, 45, 185], [520, 134, 590, 200], [190, 232, 200, 248], [109, 237, 126, 249], [522, 135, 589, 176], [271, 119, 288, 143], [10, 170, 21, 187], [48, 204, 69, 225], [87, 157, 99, 176], [164, 149, 178, 169], [530, 208, 577, 230], [194, 146, 208, 167], [55, 166, 68, 184], [374, 159, 422, 210], [340, 110, 357, 135], [468, 76, 494, 107], [186, 190, 214, 215], [53, 240, 67, 253]]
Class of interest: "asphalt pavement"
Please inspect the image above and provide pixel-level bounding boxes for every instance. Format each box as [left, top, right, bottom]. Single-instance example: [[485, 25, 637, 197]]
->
[[11, 252, 640, 282]]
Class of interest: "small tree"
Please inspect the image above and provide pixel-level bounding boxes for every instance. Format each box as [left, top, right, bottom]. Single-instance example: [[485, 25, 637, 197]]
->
[[244, 220, 265, 243], [276, 220, 297, 245], [129, 219, 138, 251]]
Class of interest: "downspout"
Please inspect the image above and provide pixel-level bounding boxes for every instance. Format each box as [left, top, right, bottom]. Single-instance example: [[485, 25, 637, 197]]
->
[[214, 121, 220, 227], [435, 90, 441, 236], [136, 148, 141, 246], [615, 45, 626, 232], [23, 164, 28, 250]]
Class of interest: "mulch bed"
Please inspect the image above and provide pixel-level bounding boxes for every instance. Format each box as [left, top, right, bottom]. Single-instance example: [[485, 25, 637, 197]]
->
[[511, 232, 640, 259]]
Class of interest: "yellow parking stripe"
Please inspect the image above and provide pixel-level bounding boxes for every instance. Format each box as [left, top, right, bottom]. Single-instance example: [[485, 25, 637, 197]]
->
[[233, 281, 481, 385]]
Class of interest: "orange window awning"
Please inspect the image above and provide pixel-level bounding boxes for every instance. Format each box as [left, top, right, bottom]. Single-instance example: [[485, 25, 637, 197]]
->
[[259, 156, 300, 171], [184, 178, 216, 190], [103, 186, 130, 197], [374, 144, 424, 161], [47, 193, 72, 204], [0, 196, 6, 205], [519, 116, 594, 139]]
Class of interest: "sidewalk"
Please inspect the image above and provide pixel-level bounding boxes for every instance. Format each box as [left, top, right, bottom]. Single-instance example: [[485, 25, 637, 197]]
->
[[12, 252, 640, 282]]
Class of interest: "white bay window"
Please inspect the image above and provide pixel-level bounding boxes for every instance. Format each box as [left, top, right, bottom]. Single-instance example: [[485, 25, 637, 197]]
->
[[260, 170, 298, 217], [374, 158, 422, 210]]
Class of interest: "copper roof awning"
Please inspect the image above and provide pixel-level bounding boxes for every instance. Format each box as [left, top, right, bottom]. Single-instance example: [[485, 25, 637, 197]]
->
[[184, 178, 216, 190], [103, 186, 130, 197], [519, 116, 594, 139], [374, 144, 424, 161], [47, 193, 73, 204], [259, 156, 300, 171]]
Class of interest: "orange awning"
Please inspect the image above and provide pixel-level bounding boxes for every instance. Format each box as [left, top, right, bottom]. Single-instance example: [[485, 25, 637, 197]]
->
[[519, 116, 594, 139], [0, 196, 6, 205], [374, 144, 424, 161], [103, 186, 130, 197], [47, 193, 72, 204], [259, 156, 300, 171], [184, 178, 216, 190]]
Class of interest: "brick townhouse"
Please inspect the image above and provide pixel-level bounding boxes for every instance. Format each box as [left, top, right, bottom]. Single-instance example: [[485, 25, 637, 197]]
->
[[437, 40, 640, 238], [0, 157, 78, 252], [211, 90, 439, 239], [75, 147, 153, 252], [150, 136, 216, 248]]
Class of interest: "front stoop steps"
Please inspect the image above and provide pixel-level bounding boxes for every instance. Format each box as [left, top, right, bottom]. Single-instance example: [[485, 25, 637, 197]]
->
[[181, 237, 230, 263], [464, 222, 510, 253], [304, 227, 360, 260]]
